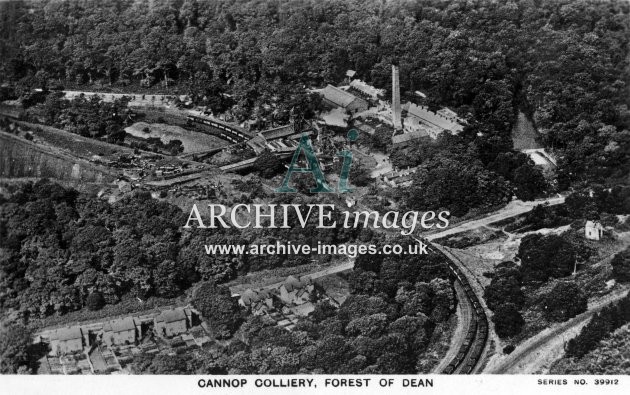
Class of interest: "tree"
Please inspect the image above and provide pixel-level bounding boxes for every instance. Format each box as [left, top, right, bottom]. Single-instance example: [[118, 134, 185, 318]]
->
[[492, 303, 524, 338], [429, 278, 455, 322], [0, 320, 32, 374], [484, 274, 524, 311], [86, 291, 105, 311], [566, 295, 630, 358], [542, 282, 588, 322], [254, 149, 285, 179], [512, 164, 546, 201], [148, 354, 189, 374], [611, 248, 630, 283], [345, 313, 388, 338], [349, 161, 371, 187], [191, 281, 242, 339], [518, 234, 576, 282], [309, 334, 351, 373], [395, 282, 433, 316], [368, 126, 391, 152], [406, 154, 511, 217]]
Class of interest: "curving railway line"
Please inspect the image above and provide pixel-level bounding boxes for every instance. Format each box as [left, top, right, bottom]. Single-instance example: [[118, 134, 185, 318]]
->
[[421, 240, 490, 374]]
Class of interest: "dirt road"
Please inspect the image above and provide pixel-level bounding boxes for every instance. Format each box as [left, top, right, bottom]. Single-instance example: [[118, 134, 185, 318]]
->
[[229, 260, 354, 296], [425, 196, 565, 241], [369, 152, 393, 178], [486, 287, 629, 374]]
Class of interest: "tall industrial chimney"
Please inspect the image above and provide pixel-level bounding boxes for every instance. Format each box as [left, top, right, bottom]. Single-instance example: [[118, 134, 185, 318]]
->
[[392, 64, 402, 131]]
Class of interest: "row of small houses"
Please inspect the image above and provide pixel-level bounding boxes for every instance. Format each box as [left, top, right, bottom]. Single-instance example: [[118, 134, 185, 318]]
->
[[237, 275, 318, 317], [44, 308, 191, 356], [382, 166, 418, 188]]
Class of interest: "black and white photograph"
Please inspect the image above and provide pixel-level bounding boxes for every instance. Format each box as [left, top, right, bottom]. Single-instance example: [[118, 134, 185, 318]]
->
[[0, 0, 629, 393]]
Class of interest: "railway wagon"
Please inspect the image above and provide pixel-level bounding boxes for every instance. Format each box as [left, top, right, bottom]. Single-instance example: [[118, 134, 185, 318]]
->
[[187, 115, 250, 143], [470, 341, 484, 359], [430, 240, 488, 375]]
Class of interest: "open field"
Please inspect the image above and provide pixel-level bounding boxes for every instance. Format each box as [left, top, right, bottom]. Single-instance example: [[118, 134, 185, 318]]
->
[[125, 122, 227, 153], [512, 111, 541, 151]]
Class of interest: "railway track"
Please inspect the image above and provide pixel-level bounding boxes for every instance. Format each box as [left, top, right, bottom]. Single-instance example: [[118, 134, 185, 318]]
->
[[421, 240, 489, 374], [187, 114, 251, 143]]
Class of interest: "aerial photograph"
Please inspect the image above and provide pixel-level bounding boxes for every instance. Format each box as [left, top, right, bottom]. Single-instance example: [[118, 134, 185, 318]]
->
[[0, 0, 629, 380]]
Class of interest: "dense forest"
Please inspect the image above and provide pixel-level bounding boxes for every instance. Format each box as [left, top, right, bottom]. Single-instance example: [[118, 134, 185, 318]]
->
[[0, 0, 629, 374], [0, 179, 454, 374], [0, 180, 366, 319], [0, 0, 628, 197], [132, 241, 455, 374]]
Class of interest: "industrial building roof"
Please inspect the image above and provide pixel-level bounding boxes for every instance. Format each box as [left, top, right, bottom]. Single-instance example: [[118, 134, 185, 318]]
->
[[259, 124, 295, 140], [404, 103, 464, 133], [392, 129, 429, 144], [321, 85, 364, 108]]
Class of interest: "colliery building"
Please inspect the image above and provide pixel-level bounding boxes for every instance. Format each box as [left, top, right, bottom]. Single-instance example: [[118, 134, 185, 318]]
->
[[403, 103, 464, 138], [320, 85, 368, 114], [247, 124, 312, 155]]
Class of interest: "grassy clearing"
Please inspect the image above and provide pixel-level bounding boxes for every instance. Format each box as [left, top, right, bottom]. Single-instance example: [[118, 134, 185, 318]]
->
[[126, 121, 227, 153], [512, 111, 541, 150]]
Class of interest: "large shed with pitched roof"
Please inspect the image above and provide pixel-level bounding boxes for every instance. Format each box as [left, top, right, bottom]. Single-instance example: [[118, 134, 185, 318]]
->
[[320, 85, 368, 114]]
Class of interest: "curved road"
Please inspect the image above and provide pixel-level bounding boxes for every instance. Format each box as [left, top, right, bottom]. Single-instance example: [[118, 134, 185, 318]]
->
[[487, 287, 629, 374]]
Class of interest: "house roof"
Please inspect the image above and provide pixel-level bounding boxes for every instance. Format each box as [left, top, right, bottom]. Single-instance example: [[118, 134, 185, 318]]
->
[[51, 327, 82, 341], [320, 85, 364, 108], [392, 130, 429, 145], [586, 220, 603, 229], [282, 275, 301, 292], [257, 288, 274, 298], [293, 302, 315, 316], [404, 103, 464, 133], [384, 167, 418, 180], [241, 288, 261, 305], [241, 287, 276, 305], [394, 174, 414, 185], [281, 275, 313, 292], [156, 309, 187, 323], [103, 317, 136, 333]]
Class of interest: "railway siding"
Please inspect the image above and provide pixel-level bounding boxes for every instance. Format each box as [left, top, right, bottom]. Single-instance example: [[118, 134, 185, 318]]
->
[[427, 241, 490, 374]]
